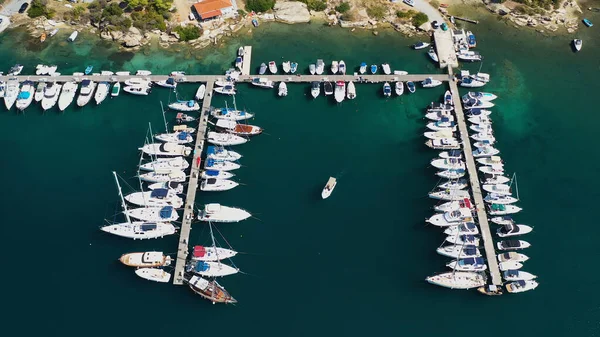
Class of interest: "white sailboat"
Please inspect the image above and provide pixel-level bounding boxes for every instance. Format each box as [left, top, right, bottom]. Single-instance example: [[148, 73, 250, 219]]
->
[[94, 81, 110, 105], [139, 157, 189, 172], [444, 222, 479, 236], [76, 79, 96, 107], [187, 260, 238, 277], [197, 203, 251, 222], [139, 170, 187, 183], [125, 205, 179, 222], [41, 82, 62, 111], [206, 146, 242, 161], [155, 131, 194, 144], [200, 178, 239, 191], [191, 245, 237, 262], [140, 143, 192, 157], [168, 100, 200, 112], [125, 189, 183, 208], [426, 272, 486, 289]]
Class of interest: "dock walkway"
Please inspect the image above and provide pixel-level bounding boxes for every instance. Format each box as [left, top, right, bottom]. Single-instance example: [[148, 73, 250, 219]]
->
[[173, 81, 214, 285], [448, 74, 502, 286]]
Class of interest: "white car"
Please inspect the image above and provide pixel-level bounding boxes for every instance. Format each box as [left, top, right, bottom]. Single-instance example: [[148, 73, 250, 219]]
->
[[404, 0, 415, 6]]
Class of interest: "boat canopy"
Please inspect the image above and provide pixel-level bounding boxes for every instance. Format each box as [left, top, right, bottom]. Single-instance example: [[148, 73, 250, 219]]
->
[[81, 79, 91, 86], [187, 100, 195, 107], [150, 188, 168, 199], [194, 261, 210, 272], [177, 131, 189, 140], [159, 206, 173, 219], [491, 204, 506, 211], [503, 240, 520, 248], [505, 270, 519, 277], [193, 246, 206, 257], [204, 170, 220, 176], [464, 247, 477, 255], [206, 158, 216, 167], [167, 77, 175, 85], [17, 92, 31, 99], [140, 223, 157, 231], [207, 146, 218, 154], [515, 280, 526, 287]]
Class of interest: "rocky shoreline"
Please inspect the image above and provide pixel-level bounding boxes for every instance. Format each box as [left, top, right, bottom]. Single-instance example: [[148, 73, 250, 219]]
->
[[485, 0, 582, 33]]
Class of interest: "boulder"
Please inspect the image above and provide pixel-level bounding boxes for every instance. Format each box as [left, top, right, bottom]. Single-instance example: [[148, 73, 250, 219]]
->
[[122, 33, 142, 47], [100, 31, 112, 40], [273, 1, 310, 24], [110, 30, 124, 40], [128, 26, 141, 36]]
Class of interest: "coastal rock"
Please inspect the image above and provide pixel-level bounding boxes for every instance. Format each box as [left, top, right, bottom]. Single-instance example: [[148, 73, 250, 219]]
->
[[128, 26, 141, 36], [273, 1, 310, 24], [122, 33, 142, 47], [110, 30, 124, 40], [100, 31, 111, 40]]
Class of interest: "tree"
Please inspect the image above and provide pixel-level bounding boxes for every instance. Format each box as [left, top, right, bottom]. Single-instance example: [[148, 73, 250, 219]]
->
[[412, 12, 428, 27], [174, 25, 201, 41], [245, 0, 275, 13], [27, 0, 49, 18], [72, 6, 85, 20], [127, 0, 149, 9], [103, 2, 124, 16], [335, 2, 350, 13]]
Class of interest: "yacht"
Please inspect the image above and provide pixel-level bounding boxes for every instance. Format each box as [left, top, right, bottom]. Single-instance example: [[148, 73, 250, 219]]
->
[[187, 275, 237, 304], [444, 222, 479, 236], [428, 48, 439, 62], [330, 60, 339, 74], [34, 81, 46, 102], [215, 119, 263, 136], [505, 280, 538, 293], [338, 60, 346, 74], [94, 81, 110, 105], [438, 179, 468, 190], [76, 79, 96, 106], [434, 198, 473, 213], [479, 164, 504, 175], [383, 82, 391, 97], [139, 170, 187, 183], [259, 63, 267, 75], [316, 59, 324, 75], [437, 169, 466, 179], [497, 224, 533, 237], [168, 100, 200, 112], [200, 178, 239, 191], [309, 63, 316, 75], [279, 61, 289, 73], [155, 77, 177, 89], [125, 205, 179, 222], [482, 183, 512, 196], [573, 39, 582, 52], [406, 81, 416, 93], [470, 123, 493, 133], [490, 215, 515, 225], [334, 81, 346, 103], [215, 79, 235, 87], [426, 111, 453, 121], [135, 268, 171, 283], [460, 77, 485, 87], [324, 81, 333, 95], [422, 77, 442, 88], [213, 85, 236, 95], [15, 81, 35, 111], [503, 270, 537, 281], [464, 91, 497, 102], [436, 245, 481, 259], [41, 82, 62, 111], [235, 56, 243, 70], [205, 158, 241, 171], [125, 188, 183, 208], [446, 257, 487, 271], [251, 77, 274, 88], [381, 63, 391, 75], [311, 81, 320, 98], [484, 194, 518, 205], [206, 146, 242, 161], [346, 81, 356, 99], [428, 189, 470, 201], [499, 261, 523, 271], [439, 150, 462, 159], [473, 147, 500, 160], [268, 61, 277, 74], [58, 81, 78, 111], [201, 170, 235, 180], [120, 251, 171, 267], [431, 158, 465, 170], [427, 208, 473, 227], [425, 138, 460, 150], [370, 64, 377, 74], [426, 119, 456, 131], [426, 272, 486, 289], [395, 82, 404, 96], [498, 251, 529, 263], [278, 82, 288, 97], [497, 240, 531, 251], [471, 132, 496, 143], [359, 62, 367, 74], [322, 177, 337, 199], [155, 131, 193, 144], [139, 156, 190, 172], [445, 234, 480, 246], [190, 246, 237, 263], [211, 106, 253, 121], [207, 132, 248, 146], [198, 203, 251, 222], [464, 98, 494, 109], [140, 143, 192, 157], [101, 222, 176, 240], [488, 203, 522, 215], [111, 82, 121, 97]]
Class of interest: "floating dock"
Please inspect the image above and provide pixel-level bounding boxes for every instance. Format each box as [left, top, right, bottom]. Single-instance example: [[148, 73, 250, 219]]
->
[[173, 81, 214, 285]]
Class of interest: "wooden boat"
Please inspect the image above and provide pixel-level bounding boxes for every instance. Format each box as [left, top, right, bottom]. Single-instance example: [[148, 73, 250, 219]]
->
[[40, 32, 47, 43], [321, 177, 337, 199], [188, 275, 237, 304], [215, 119, 262, 136], [477, 284, 503, 296], [119, 251, 171, 267]]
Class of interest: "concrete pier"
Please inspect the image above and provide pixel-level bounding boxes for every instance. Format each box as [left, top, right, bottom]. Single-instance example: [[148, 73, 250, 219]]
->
[[173, 81, 214, 285], [447, 72, 502, 286], [241, 46, 252, 76], [433, 30, 459, 69]]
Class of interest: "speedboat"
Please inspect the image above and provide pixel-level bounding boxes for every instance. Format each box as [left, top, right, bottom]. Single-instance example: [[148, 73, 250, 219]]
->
[[94, 81, 110, 105], [464, 98, 495, 109], [207, 146, 241, 161], [469, 115, 492, 125], [169, 100, 200, 112], [207, 132, 248, 146], [125, 189, 183, 208], [484, 193, 518, 205], [359, 62, 367, 74], [488, 203, 522, 215], [382, 63, 391, 75], [473, 146, 500, 158], [439, 150, 462, 159], [200, 178, 239, 191], [324, 81, 333, 96], [425, 110, 453, 121], [434, 198, 473, 213], [438, 179, 468, 190], [573, 39, 582, 52], [428, 189, 470, 201], [426, 208, 473, 227], [421, 77, 442, 88], [431, 158, 464, 170], [426, 272, 486, 289], [191, 245, 238, 262], [346, 81, 356, 99], [436, 245, 481, 259], [395, 82, 404, 96], [235, 57, 243, 70], [259, 63, 267, 75], [34, 81, 47, 102], [499, 261, 523, 271], [251, 77, 274, 88], [464, 91, 497, 101], [120, 251, 171, 267], [444, 90, 453, 105], [479, 164, 504, 175], [8, 64, 23, 75], [41, 82, 62, 111], [338, 60, 346, 74], [467, 31, 476, 48], [334, 81, 346, 103], [125, 205, 179, 222], [444, 222, 479, 236], [198, 203, 251, 222], [58, 81, 78, 111], [413, 41, 430, 50], [238, 46, 244, 56], [213, 85, 236, 95], [278, 82, 288, 97], [490, 215, 515, 225], [15, 81, 35, 111], [482, 183, 512, 196], [470, 123, 493, 133], [503, 270, 537, 281], [497, 240, 530, 250], [505, 280, 538, 293], [205, 158, 241, 171], [497, 224, 533, 237], [309, 64, 316, 74], [426, 119, 456, 131], [187, 275, 237, 304], [447, 257, 487, 272], [84, 65, 93, 75], [311, 81, 320, 98], [407, 81, 416, 93], [155, 77, 177, 89], [123, 84, 151, 96], [437, 169, 466, 179], [100, 222, 176, 240], [175, 113, 195, 123], [140, 143, 192, 157], [498, 251, 529, 263], [471, 132, 495, 143], [428, 48, 439, 62], [210, 106, 253, 121], [215, 119, 263, 136], [460, 77, 485, 88], [383, 82, 391, 97], [215, 79, 234, 87], [331, 60, 339, 74], [135, 70, 152, 76], [370, 64, 377, 74], [316, 59, 324, 75], [139, 170, 186, 183], [111, 82, 120, 97], [457, 50, 483, 62], [425, 138, 460, 150], [155, 131, 194, 144], [322, 177, 337, 199], [140, 156, 190, 172], [445, 234, 480, 246], [135, 268, 171, 283], [201, 170, 234, 180], [282, 61, 291, 73], [268, 61, 277, 74]]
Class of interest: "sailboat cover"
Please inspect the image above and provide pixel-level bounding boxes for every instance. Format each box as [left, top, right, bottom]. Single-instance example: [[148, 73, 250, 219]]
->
[[159, 206, 174, 219]]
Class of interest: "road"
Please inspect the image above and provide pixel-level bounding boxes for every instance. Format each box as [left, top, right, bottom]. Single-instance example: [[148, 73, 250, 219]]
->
[[412, 0, 445, 24]]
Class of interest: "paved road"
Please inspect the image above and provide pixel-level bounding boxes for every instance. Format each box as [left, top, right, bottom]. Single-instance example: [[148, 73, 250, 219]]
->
[[412, 0, 444, 24], [0, 0, 29, 16]]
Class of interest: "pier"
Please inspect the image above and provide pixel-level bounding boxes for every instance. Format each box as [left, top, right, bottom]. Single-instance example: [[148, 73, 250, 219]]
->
[[453, 16, 479, 24], [173, 81, 214, 285], [241, 46, 252, 76], [433, 30, 459, 69], [447, 71, 502, 286]]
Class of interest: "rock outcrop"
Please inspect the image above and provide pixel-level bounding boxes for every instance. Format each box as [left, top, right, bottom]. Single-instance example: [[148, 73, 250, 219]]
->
[[274, 1, 310, 24]]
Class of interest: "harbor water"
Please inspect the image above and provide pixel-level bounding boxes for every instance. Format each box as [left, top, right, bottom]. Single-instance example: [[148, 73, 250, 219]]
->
[[1, 13, 599, 336]]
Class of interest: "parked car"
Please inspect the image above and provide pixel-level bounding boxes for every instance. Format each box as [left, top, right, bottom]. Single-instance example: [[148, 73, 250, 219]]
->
[[18, 2, 29, 13]]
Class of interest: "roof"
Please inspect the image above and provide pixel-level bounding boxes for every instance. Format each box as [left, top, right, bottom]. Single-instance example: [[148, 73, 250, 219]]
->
[[193, 0, 232, 18]]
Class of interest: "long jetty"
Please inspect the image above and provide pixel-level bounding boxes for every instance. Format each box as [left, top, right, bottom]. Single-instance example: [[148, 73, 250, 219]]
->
[[447, 68, 502, 286], [173, 81, 214, 285]]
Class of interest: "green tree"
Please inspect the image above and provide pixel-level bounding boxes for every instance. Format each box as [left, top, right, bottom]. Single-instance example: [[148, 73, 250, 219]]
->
[[412, 12, 428, 27], [335, 2, 350, 13], [72, 5, 85, 20], [27, 0, 49, 18], [245, 0, 275, 12], [103, 2, 124, 17], [128, 0, 149, 9], [174, 25, 201, 41]]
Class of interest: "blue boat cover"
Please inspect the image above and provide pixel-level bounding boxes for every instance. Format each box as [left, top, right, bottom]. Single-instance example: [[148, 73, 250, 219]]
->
[[150, 188, 168, 199], [506, 270, 518, 277], [207, 146, 216, 154], [360, 62, 367, 67], [82, 79, 91, 86], [462, 257, 475, 265], [464, 247, 477, 255], [205, 170, 220, 176], [194, 261, 210, 272], [235, 57, 242, 63], [440, 117, 450, 122], [516, 280, 526, 286], [407, 82, 415, 88], [206, 158, 215, 167], [159, 206, 173, 219], [140, 223, 157, 231], [187, 100, 195, 107], [17, 92, 30, 99], [465, 222, 477, 229], [177, 131, 189, 140], [167, 78, 175, 85]]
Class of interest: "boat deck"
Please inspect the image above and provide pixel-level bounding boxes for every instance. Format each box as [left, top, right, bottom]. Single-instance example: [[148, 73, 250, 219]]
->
[[448, 69, 502, 286], [173, 81, 214, 285]]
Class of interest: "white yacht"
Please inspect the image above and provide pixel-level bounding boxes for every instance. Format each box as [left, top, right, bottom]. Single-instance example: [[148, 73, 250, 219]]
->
[[41, 82, 62, 111], [503, 270, 537, 281], [498, 251, 529, 263], [101, 222, 176, 240], [444, 222, 479, 236], [426, 272, 486, 289], [213, 85, 236, 95], [488, 204, 522, 215], [484, 194, 518, 205], [124, 85, 151, 96], [197, 203, 251, 222], [155, 131, 194, 144], [471, 131, 495, 142], [446, 257, 487, 272], [140, 157, 189, 172], [434, 198, 472, 213], [148, 181, 184, 193], [15, 80, 35, 111], [316, 59, 324, 74], [251, 77, 274, 88], [330, 60, 339, 74], [422, 77, 442, 88], [573, 39, 582, 52], [429, 189, 470, 201], [125, 205, 179, 222], [437, 169, 466, 179], [205, 158, 241, 171], [439, 150, 462, 160], [322, 177, 337, 199], [200, 178, 239, 191], [431, 158, 465, 170], [76, 79, 96, 106], [482, 184, 512, 196], [473, 146, 500, 158], [499, 261, 523, 271], [470, 123, 493, 134], [155, 77, 177, 89], [346, 81, 356, 99], [311, 81, 320, 98], [497, 224, 533, 237], [490, 215, 515, 225], [135, 268, 171, 283], [497, 240, 531, 251], [187, 260, 238, 277], [427, 119, 456, 132], [120, 251, 171, 267], [460, 77, 485, 87], [425, 110, 453, 121], [476, 156, 502, 166], [139, 170, 187, 183], [505, 280, 538, 293], [207, 132, 248, 146], [464, 91, 497, 101], [191, 245, 238, 261], [445, 234, 480, 246], [334, 81, 345, 103], [338, 60, 346, 74], [395, 81, 404, 96], [94, 81, 110, 105], [436, 245, 481, 258], [34, 81, 46, 102], [201, 170, 235, 180], [438, 179, 468, 190], [281, 61, 291, 73], [383, 82, 392, 97], [206, 146, 241, 161], [359, 62, 367, 74], [58, 81, 78, 111], [427, 208, 473, 227], [278, 82, 288, 97], [125, 189, 183, 208], [381, 63, 391, 74], [211, 106, 253, 121], [425, 138, 460, 150], [479, 164, 504, 175], [140, 143, 192, 157]]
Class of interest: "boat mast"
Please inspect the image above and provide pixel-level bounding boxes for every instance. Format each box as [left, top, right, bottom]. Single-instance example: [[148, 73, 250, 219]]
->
[[160, 101, 168, 133], [208, 222, 219, 301], [512, 173, 519, 201], [113, 171, 132, 224]]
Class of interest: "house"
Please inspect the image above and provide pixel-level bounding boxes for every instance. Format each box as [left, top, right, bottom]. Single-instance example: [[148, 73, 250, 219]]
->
[[192, 0, 237, 21]]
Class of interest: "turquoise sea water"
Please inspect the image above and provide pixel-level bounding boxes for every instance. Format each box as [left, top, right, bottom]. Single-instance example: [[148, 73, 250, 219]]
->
[[1, 13, 599, 336]]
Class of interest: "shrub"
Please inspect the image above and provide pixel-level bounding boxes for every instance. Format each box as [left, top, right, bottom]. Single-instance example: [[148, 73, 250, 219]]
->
[[103, 2, 124, 16], [429, 0, 440, 8], [237, 9, 247, 17], [245, 0, 275, 12], [396, 9, 415, 19], [72, 6, 85, 20], [174, 25, 201, 41], [412, 12, 428, 27], [307, 0, 326, 11], [27, 0, 51, 18], [366, 4, 386, 19], [335, 1, 350, 13]]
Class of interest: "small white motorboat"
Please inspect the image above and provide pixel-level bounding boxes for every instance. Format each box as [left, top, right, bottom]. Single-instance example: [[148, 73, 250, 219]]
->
[[359, 62, 367, 74], [395, 81, 404, 96], [334, 81, 346, 103], [347, 81, 356, 99], [482, 183, 512, 196], [281, 61, 290, 73], [471, 132, 496, 143], [310, 81, 320, 98], [422, 77, 442, 88], [497, 240, 531, 250], [383, 82, 392, 97], [197, 203, 251, 222], [426, 272, 486, 289], [321, 177, 337, 199], [445, 234, 480, 246], [34, 81, 47, 101], [140, 143, 192, 157], [330, 60, 339, 74], [278, 82, 288, 97], [431, 158, 465, 170], [488, 203, 522, 215], [111, 82, 121, 97], [428, 189, 470, 201], [438, 179, 468, 190], [503, 270, 537, 281], [439, 150, 462, 159], [195, 84, 206, 100], [214, 85, 236, 95], [444, 222, 479, 236], [425, 138, 460, 150], [155, 77, 177, 89], [436, 169, 466, 179], [490, 215, 515, 225], [68, 31, 78, 42], [200, 178, 239, 192], [316, 59, 324, 75], [428, 48, 439, 62], [427, 119, 456, 132], [309, 64, 316, 75], [268, 61, 277, 74], [135, 268, 171, 283], [479, 164, 504, 175], [155, 131, 194, 144], [123, 85, 151, 96], [57, 81, 78, 111], [168, 100, 200, 112], [338, 60, 346, 74], [205, 158, 241, 171], [434, 198, 473, 213], [473, 146, 500, 158], [94, 81, 110, 105], [136, 70, 152, 76], [251, 77, 274, 88], [498, 251, 529, 263], [15, 81, 35, 111], [505, 280, 538, 293], [381, 63, 391, 75], [497, 224, 533, 237], [41, 82, 62, 111], [446, 257, 487, 272], [499, 261, 523, 271], [413, 41, 430, 50], [573, 39, 582, 52]]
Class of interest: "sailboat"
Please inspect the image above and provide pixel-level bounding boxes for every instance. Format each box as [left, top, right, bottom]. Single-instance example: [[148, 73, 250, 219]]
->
[[139, 157, 189, 172], [210, 97, 254, 120], [187, 275, 237, 304], [191, 245, 237, 261], [198, 203, 251, 222], [125, 189, 184, 208]]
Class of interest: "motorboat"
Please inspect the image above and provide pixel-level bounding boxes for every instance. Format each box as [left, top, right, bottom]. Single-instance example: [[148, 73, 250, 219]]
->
[[168, 100, 200, 112], [426, 272, 486, 289], [428, 48, 439, 62], [460, 77, 485, 88], [359, 62, 367, 74], [282, 61, 291, 73], [471, 132, 495, 143], [238, 46, 244, 57], [191, 245, 238, 262], [125, 205, 179, 222], [207, 132, 248, 146], [139, 170, 186, 183], [427, 208, 473, 227], [395, 82, 404, 96], [175, 113, 195, 123], [436, 245, 481, 259], [311, 81, 320, 98], [464, 91, 497, 102], [469, 115, 492, 125], [426, 119, 456, 131], [488, 203, 522, 215], [251, 77, 274, 88], [155, 77, 177, 89], [268, 61, 277, 74], [413, 41, 430, 50], [135, 70, 152, 76], [211, 106, 253, 121], [445, 234, 480, 246], [431, 158, 464, 170], [316, 59, 324, 74], [331, 60, 339, 74], [115, 71, 130, 76], [139, 156, 189, 172], [334, 81, 346, 103], [84, 65, 93, 75], [497, 224, 533, 237], [200, 178, 239, 191], [215, 119, 263, 136], [490, 215, 515, 225], [214, 85, 236, 95], [34, 81, 47, 102], [447, 257, 487, 272], [503, 270, 537, 281], [428, 189, 470, 201], [322, 177, 337, 199], [444, 90, 453, 106], [206, 146, 241, 161], [479, 164, 504, 175], [347, 81, 356, 99], [406, 81, 416, 93], [94, 81, 110, 105], [484, 193, 518, 205], [426, 111, 453, 122], [201, 170, 235, 180], [370, 64, 377, 74], [499, 261, 523, 271], [382, 82, 391, 97], [120, 251, 171, 267], [434, 198, 472, 213], [135, 268, 171, 283], [111, 82, 120, 97], [439, 150, 462, 159], [425, 138, 460, 150], [464, 98, 495, 109], [205, 158, 241, 171], [478, 284, 503, 296], [437, 169, 466, 179], [470, 72, 490, 83], [583, 18, 593, 27], [100, 222, 176, 240], [457, 50, 483, 62], [41, 82, 62, 111], [473, 146, 500, 158], [140, 143, 192, 157], [8, 64, 23, 75], [470, 123, 493, 133], [57, 81, 78, 111], [428, 102, 454, 112], [381, 63, 391, 75], [101, 70, 114, 76], [467, 31, 476, 48], [187, 275, 237, 304], [394, 70, 408, 75], [215, 79, 235, 87], [198, 203, 251, 222], [438, 179, 468, 190], [123, 85, 151, 96], [422, 77, 442, 88], [15, 81, 35, 111], [424, 130, 455, 140], [336, 60, 345, 74], [324, 81, 333, 96], [573, 39, 582, 52], [36, 65, 49, 76], [235, 57, 243, 70], [278, 82, 288, 97], [497, 240, 530, 250], [124, 78, 151, 87], [125, 189, 183, 208], [505, 280, 538, 293], [498, 251, 529, 263], [155, 131, 193, 144], [444, 222, 479, 236], [259, 63, 267, 75], [482, 183, 512, 196], [309, 64, 316, 75]]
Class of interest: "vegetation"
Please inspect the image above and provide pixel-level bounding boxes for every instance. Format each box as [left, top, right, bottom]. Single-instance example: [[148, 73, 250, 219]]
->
[[429, 0, 440, 8], [294, 0, 326, 11], [366, 4, 386, 19], [237, 9, 247, 17], [72, 6, 85, 20], [396, 9, 416, 19], [245, 0, 276, 12], [513, 0, 560, 10], [335, 2, 350, 13], [27, 0, 55, 19], [174, 25, 201, 41], [88, 0, 134, 31], [412, 12, 428, 27]]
